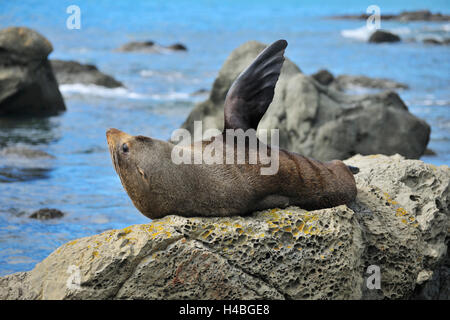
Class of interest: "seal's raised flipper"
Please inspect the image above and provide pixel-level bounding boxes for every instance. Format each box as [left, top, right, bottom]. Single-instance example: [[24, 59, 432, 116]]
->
[[223, 39, 287, 131]]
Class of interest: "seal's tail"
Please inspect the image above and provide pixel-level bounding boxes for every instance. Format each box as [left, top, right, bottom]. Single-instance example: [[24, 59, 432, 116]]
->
[[347, 165, 360, 174]]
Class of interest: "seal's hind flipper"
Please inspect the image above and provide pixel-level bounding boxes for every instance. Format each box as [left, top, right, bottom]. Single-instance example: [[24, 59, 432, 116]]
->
[[223, 40, 287, 131], [347, 165, 360, 174]]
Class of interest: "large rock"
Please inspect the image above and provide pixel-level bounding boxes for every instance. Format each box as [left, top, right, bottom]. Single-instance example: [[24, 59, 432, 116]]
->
[[181, 41, 430, 161], [50, 60, 124, 88], [345, 155, 449, 300], [0, 27, 66, 116], [0, 155, 448, 300]]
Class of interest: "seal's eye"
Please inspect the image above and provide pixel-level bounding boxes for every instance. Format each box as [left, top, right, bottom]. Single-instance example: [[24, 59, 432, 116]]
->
[[122, 143, 129, 153]]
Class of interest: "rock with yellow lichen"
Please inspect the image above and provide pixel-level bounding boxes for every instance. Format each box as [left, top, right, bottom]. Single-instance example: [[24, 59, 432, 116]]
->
[[0, 154, 448, 299]]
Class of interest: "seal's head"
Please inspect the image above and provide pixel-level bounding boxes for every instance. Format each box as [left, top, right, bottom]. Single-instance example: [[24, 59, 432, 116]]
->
[[106, 128, 168, 217]]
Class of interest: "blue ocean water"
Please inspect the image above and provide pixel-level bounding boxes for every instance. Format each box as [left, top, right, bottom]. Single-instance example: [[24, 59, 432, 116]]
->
[[0, 0, 449, 276]]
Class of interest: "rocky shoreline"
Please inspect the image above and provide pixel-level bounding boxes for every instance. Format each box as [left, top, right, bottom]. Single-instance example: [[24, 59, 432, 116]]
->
[[0, 154, 448, 299], [330, 10, 450, 22], [181, 41, 430, 162]]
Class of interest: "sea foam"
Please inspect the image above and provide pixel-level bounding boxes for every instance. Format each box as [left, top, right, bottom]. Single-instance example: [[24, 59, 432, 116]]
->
[[341, 26, 373, 41], [59, 83, 191, 101], [59, 84, 146, 99], [341, 26, 411, 41]]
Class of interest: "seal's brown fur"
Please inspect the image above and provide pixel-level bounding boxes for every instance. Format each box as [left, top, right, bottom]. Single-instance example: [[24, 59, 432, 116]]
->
[[106, 40, 357, 219]]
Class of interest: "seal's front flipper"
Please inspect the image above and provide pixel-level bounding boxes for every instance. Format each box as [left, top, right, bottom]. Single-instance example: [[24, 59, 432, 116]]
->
[[347, 165, 360, 174], [223, 39, 287, 131]]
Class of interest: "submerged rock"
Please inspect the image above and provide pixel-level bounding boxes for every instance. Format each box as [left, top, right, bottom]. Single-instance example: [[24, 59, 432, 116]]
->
[[422, 38, 450, 46], [181, 41, 430, 161], [116, 41, 187, 52], [29, 208, 64, 220], [0, 166, 52, 183], [0, 155, 448, 299], [0, 27, 66, 117], [116, 41, 156, 52], [0, 146, 54, 159], [368, 30, 401, 43], [166, 43, 187, 51], [50, 60, 124, 88], [0, 145, 54, 183]]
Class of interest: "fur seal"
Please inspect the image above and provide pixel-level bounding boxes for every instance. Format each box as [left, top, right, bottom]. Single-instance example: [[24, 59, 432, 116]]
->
[[106, 39, 358, 219]]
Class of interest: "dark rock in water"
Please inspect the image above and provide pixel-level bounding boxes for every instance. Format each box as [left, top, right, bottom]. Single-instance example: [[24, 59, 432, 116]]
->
[[369, 30, 401, 43], [424, 148, 437, 156], [166, 43, 187, 51], [331, 10, 450, 22], [182, 41, 430, 161], [0, 27, 66, 117], [0, 145, 54, 182], [423, 38, 441, 45], [50, 60, 124, 88], [423, 38, 450, 45], [116, 41, 156, 52], [117, 41, 187, 52], [0, 146, 54, 159], [311, 69, 334, 86], [0, 167, 51, 183], [29, 208, 64, 220]]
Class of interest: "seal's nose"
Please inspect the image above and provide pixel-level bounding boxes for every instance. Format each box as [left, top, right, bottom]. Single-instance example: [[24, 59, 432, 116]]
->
[[106, 128, 131, 147]]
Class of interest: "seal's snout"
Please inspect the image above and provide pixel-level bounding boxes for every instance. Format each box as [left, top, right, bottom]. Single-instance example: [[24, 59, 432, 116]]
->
[[106, 128, 131, 148]]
